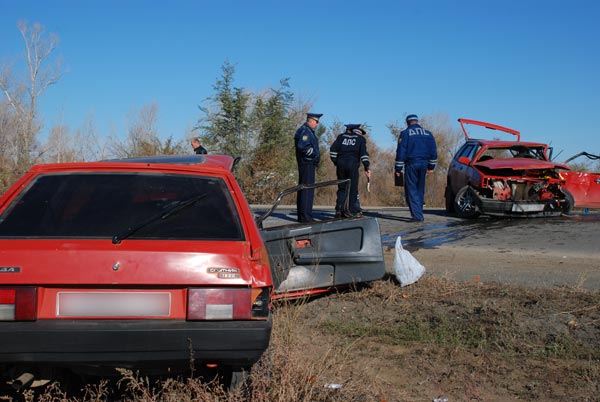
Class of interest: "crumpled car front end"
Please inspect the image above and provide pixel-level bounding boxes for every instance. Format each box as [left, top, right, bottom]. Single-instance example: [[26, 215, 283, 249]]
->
[[456, 159, 573, 218]]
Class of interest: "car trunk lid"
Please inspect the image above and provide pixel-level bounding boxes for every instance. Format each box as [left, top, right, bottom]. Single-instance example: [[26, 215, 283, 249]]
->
[[0, 239, 254, 286]]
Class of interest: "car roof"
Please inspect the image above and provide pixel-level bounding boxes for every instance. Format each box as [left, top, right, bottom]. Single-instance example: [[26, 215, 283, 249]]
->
[[26, 155, 237, 175], [105, 154, 235, 168]]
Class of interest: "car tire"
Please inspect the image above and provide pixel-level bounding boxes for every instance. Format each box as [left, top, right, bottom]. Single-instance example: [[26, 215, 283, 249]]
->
[[444, 185, 455, 213], [454, 186, 480, 218], [225, 367, 251, 393], [560, 189, 574, 215]]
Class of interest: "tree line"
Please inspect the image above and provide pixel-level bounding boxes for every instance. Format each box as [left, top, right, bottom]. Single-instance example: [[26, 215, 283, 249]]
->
[[1, 21, 466, 208]]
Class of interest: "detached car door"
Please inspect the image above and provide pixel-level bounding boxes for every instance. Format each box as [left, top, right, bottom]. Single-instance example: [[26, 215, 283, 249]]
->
[[259, 217, 385, 296]]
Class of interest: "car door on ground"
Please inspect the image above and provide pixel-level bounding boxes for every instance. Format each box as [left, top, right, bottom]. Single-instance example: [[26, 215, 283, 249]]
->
[[259, 216, 385, 297]]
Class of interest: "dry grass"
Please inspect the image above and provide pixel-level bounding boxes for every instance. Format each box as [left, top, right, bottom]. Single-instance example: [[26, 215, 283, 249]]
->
[[5, 277, 600, 401]]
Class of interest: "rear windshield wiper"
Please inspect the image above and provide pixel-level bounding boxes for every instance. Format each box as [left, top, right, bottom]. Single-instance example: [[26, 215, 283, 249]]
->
[[112, 193, 208, 244]]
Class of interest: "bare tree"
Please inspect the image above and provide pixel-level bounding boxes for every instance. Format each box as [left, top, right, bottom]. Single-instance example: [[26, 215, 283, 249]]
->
[[0, 101, 19, 193], [419, 113, 463, 207], [108, 103, 160, 158], [0, 21, 63, 170], [108, 103, 186, 158], [43, 123, 77, 163], [75, 114, 112, 161]]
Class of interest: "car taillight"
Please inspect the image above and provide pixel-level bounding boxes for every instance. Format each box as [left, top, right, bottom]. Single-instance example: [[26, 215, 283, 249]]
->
[[187, 287, 270, 321], [0, 287, 37, 321]]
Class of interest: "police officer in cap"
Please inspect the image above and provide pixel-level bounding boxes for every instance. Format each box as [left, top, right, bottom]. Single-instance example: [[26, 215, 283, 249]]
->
[[294, 112, 322, 222], [330, 124, 371, 218], [395, 114, 438, 221]]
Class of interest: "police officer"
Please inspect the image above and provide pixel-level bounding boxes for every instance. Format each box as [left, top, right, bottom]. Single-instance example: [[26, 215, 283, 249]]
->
[[330, 124, 371, 218], [395, 114, 438, 221], [294, 112, 322, 222]]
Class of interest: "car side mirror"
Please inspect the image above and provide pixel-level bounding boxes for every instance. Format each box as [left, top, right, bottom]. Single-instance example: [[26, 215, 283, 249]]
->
[[458, 156, 471, 165]]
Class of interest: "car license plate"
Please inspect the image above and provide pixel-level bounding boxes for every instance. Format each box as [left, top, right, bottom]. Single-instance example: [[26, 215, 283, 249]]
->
[[511, 203, 545, 212], [57, 292, 171, 317]]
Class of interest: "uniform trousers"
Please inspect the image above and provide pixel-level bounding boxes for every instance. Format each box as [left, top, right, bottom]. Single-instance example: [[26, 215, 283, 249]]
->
[[297, 163, 316, 222], [404, 160, 428, 220], [335, 159, 360, 214]]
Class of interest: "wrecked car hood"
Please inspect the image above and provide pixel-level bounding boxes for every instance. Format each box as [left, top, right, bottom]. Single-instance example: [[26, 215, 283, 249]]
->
[[475, 159, 570, 171]]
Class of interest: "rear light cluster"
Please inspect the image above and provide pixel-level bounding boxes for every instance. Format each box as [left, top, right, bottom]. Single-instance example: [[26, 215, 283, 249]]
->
[[187, 287, 270, 321], [0, 287, 37, 321]]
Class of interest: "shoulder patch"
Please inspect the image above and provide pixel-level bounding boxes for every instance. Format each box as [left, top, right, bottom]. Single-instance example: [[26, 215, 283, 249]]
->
[[302, 135, 308, 141]]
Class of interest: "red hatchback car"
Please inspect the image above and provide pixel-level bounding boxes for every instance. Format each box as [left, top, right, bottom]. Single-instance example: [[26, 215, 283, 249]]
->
[[0, 154, 385, 392], [445, 118, 574, 218], [0, 155, 273, 389]]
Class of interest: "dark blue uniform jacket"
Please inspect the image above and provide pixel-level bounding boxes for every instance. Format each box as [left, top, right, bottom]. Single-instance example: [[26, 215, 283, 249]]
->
[[294, 123, 320, 165], [330, 133, 370, 170], [395, 124, 437, 172]]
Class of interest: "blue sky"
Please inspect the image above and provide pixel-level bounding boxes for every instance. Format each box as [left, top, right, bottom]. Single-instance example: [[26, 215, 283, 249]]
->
[[1, 0, 599, 161]]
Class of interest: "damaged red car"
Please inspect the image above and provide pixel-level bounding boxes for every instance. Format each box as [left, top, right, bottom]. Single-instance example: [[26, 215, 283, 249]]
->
[[0, 155, 273, 391], [445, 118, 574, 218], [0, 155, 384, 392]]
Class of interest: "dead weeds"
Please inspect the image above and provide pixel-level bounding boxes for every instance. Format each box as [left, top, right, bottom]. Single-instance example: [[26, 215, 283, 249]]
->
[[292, 277, 600, 401], [7, 277, 600, 401]]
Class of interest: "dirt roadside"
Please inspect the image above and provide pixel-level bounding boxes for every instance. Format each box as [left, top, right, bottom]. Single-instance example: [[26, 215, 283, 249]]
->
[[291, 276, 599, 402], [264, 207, 600, 402], [389, 245, 600, 290], [373, 208, 600, 291]]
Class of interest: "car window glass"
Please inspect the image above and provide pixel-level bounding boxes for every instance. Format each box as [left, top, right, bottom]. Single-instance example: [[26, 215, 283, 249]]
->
[[0, 173, 245, 240], [457, 144, 479, 160], [487, 148, 516, 159], [482, 146, 545, 160]]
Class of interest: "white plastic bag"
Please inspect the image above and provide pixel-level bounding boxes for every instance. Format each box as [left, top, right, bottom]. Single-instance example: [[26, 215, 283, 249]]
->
[[393, 236, 425, 286]]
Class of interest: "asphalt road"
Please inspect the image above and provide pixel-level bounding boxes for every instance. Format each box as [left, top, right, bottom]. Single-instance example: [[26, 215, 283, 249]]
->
[[254, 205, 600, 291]]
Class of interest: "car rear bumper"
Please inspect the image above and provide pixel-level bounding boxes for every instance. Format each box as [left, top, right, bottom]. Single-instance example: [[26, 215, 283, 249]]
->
[[0, 319, 271, 370]]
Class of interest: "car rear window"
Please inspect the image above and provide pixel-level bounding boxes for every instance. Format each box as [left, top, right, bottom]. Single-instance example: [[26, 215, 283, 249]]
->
[[0, 172, 245, 240]]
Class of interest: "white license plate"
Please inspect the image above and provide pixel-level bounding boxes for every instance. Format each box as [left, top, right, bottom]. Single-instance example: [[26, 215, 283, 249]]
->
[[57, 292, 171, 317], [511, 203, 545, 212]]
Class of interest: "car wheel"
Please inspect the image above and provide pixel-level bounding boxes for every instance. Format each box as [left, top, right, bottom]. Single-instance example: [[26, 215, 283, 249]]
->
[[224, 367, 251, 392], [454, 186, 480, 218], [560, 189, 574, 215], [229, 370, 246, 391], [444, 185, 455, 213]]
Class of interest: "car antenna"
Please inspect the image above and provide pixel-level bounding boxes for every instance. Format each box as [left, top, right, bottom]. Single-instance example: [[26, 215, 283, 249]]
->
[[551, 149, 563, 162]]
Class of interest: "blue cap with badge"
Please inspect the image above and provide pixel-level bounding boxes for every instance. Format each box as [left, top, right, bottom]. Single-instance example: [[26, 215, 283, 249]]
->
[[406, 114, 419, 122], [307, 113, 323, 122]]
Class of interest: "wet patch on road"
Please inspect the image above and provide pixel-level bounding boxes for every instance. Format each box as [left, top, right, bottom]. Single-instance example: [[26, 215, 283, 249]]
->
[[379, 212, 600, 251]]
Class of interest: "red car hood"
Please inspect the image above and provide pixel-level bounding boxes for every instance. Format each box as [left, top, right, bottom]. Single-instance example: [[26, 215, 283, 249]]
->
[[0, 239, 264, 287], [475, 158, 570, 171]]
